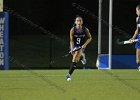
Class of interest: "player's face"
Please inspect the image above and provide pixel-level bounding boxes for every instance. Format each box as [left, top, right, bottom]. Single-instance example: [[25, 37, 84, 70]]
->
[[75, 17, 83, 27], [136, 8, 140, 16]]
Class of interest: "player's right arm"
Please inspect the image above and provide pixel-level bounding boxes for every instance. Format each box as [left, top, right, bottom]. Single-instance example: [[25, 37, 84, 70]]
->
[[131, 17, 139, 39], [70, 27, 74, 52]]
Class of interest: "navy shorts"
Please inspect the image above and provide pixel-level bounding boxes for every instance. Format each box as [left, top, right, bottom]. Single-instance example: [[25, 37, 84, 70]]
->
[[135, 34, 140, 49]]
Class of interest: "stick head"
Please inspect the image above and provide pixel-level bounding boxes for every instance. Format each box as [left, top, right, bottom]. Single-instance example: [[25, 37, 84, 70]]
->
[[116, 39, 124, 45], [63, 46, 82, 58]]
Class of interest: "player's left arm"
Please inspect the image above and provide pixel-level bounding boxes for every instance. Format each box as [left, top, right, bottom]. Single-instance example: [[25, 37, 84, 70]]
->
[[82, 28, 92, 49]]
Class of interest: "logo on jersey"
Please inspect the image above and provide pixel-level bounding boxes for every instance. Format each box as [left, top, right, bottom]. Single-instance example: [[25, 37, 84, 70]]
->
[[74, 34, 85, 37]]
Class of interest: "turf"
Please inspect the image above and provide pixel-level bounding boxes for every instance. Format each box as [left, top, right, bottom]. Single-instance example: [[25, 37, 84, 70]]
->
[[0, 69, 140, 100]]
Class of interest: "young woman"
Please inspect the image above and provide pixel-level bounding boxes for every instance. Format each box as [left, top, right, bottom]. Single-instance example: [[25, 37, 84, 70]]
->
[[66, 15, 92, 81], [131, 5, 140, 71]]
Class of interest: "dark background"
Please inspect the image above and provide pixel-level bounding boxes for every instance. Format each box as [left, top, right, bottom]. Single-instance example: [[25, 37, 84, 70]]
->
[[4, 0, 140, 35], [3, 0, 140, 69]]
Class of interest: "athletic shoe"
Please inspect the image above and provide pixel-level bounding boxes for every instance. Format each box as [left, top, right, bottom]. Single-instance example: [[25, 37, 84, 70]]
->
[[66, 74, 71, 81]]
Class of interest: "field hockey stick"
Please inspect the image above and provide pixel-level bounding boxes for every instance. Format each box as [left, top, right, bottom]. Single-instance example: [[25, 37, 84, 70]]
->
[[62, 46, 82, 57], [117, 39, 139, 45], [50, 46, 82, 64]]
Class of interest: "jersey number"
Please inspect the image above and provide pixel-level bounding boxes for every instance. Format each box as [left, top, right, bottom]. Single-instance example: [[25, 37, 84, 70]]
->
[[76, 38, 81, 44]]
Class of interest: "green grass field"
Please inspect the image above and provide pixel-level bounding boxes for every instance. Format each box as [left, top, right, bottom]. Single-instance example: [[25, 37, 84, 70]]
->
[[0, 69, 140, 100]]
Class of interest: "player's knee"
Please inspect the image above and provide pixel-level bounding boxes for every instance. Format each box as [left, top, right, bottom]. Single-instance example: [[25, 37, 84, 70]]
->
[[75, 55, 81, 62], [72, 57, 77, 62], [72, 57, 79, 63], [76, 57, 80, 62], [72, 51, 81, 62], [77, 55, 81, 61]]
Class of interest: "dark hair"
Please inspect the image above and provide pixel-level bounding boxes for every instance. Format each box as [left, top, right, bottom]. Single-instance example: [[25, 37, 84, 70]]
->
[[136, 5, 140, 10], [75, 15, 83, 19]]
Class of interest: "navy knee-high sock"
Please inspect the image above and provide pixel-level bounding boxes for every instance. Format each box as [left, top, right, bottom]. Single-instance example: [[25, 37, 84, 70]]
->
[[69, 62, 76, 76]]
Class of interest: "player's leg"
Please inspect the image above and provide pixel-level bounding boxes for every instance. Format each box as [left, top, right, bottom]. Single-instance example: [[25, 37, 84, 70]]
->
[[80, 49, 86, 65], [136, 49, 140, 71], [66, 49, 82, 81], [69, 49, 82, 75], [135, 35, 140, 71]]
